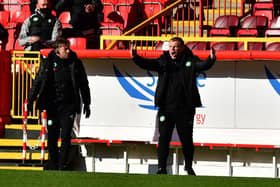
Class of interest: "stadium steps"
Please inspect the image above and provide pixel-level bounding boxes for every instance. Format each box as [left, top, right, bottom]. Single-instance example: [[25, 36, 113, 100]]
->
[[5, 124, 41, 139], [0, 124, 46, 170]]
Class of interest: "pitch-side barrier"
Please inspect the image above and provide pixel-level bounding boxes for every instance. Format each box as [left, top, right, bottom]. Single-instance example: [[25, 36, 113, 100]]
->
[[21, 99, 46, 165]]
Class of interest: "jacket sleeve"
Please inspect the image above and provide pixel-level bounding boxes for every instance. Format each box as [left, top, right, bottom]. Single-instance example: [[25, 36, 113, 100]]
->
[[28, 58, 47, 103], [132, 55, 161, 72], [18, 17, 32, 47], [194, 54, 216, 71], [77, 59, 91, 106]]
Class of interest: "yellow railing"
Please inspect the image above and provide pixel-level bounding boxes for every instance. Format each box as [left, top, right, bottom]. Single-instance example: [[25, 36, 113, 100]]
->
[[100, 35, 280, 50], [11, 51, 41, 120]]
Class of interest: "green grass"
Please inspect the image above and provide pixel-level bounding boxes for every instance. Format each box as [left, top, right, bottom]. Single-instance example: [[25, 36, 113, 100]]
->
[[0, 170, 280, 187]]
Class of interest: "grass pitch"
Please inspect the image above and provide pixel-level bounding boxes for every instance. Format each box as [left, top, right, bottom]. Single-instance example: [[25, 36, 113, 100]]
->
[[0, 169, 280, 187]]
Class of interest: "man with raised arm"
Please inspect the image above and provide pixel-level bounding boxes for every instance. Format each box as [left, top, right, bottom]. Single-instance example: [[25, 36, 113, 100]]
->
[[131, 37, 216, 175]]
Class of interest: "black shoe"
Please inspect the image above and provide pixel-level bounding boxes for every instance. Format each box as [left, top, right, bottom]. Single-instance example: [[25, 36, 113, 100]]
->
[[185, 167, 196, 176], [58, 165, 70, 171], [156, 168, 167, 174], [43, 162, 58, 170]]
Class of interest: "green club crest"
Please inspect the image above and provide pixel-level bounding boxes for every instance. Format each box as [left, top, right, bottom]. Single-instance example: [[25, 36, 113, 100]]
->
[[159, 115, 165, 122], [47, 120, 53, 126], [32, 17, 39, 22], [185, 61, 192, 67]]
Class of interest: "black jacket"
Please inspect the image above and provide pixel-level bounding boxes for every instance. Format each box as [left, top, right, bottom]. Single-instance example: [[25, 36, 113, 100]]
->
[[28, 50, 91, 114], [132, 47, 216, 109], [69, 0, 104, 30]]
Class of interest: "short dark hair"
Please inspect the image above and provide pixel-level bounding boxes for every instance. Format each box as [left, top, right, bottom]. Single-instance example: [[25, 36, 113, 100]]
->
[[169, 37, 185, 46], [55, 37, 70, 49]]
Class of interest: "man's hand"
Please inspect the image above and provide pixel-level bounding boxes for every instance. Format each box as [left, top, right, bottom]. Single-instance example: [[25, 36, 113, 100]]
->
[[27, 100, 33, 112], [130, 41, 137, 58], [210, 47, 215, 60], [83, 105, 91, 118], [29, 36, 40, 44]]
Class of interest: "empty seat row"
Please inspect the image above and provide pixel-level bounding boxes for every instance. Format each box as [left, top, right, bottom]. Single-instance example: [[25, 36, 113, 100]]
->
[[101, 0, 165, 31], [156, 41, 280, 51], [0, 9, 30, 27], [210, 15, 280, 37]]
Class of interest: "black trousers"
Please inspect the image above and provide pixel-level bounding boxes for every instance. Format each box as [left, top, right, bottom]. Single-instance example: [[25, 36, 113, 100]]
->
[[46, 104, 75, 170], [157, 110, 195, 169]]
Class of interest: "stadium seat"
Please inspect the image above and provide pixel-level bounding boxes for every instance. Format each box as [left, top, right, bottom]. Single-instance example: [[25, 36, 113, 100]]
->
[[264, 16, 280, 49], [102, 0, 115, 22], [1, 0, 25, 20], [237, 15, 268, 37], [10, 9, 30, 24], [8, 9, 31, 30], [264, 16, 280, 36], [237, 42, 264, 50], [210, 42, 236, 51], [5, 29, 16, 50], [186, 42, 208, 50], [142, 0, 164, 35], [253, 2, 274, 23], [155, 41, 169, 50], [13, 38, 24, 50], [209, 15, 240, 37], [68, 37, 87, 49], [58, 11, 72, 29], [100, 22, 123, 49], [0, 11, 10, 27], [115, 0, 141, 32], [265, 42, 280, 51], [105, 11, 124, 25]]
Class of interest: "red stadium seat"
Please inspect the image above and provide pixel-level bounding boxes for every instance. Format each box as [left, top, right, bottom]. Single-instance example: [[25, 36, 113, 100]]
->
[[102, 0, 115, 22], [100, 22, 123, 49], [264, 16, 280, 49], [155, 41, 168, 50], [210, 42, 236, 51], [68, 37, 87, 49], [1, 0, 27, 20], [265, 42, 280, 51], [264, 16, 280, 36], [142, 0, 164, 35], [237, 42, 264, 51], [210, 15, 240, 36], [8, 9, 31, 31], [10, 9, 31, 24], [115, 0, 140, 31], [5, 29, 16, 50], [237, 15, 268, 37], [253, 2, 274, 22], [58, 11, 72, 29], [13, 38, 24, 50], [0, 11, 10, 27], [186, 42, 208, 50]]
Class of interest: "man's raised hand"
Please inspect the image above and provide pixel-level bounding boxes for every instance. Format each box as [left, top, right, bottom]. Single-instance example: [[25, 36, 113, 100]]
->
[[210, 47, 215, 60], [130, 41, 137, 58]]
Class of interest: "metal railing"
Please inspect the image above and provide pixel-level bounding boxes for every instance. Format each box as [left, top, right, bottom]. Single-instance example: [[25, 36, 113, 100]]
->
[[100, 35, 280, 50], [103, 0, 249, 49], [11, 50, 40, 120]]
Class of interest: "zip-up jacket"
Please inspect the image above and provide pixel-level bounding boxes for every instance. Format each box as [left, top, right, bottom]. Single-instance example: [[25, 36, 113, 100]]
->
[[132, 47, 216, 109], [28, 50, 91, 113]]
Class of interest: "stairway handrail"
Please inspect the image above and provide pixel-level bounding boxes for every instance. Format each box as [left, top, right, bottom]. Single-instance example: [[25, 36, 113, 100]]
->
[[105, 0, 185, 49]]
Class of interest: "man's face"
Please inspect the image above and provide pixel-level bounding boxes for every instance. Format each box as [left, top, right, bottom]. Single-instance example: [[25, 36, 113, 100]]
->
[[168, 40, 184, 60], [56, 44, 70, 59], [37, 0, 50, 10]]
